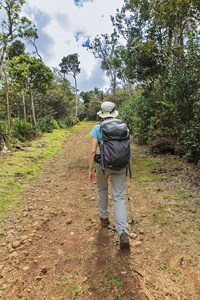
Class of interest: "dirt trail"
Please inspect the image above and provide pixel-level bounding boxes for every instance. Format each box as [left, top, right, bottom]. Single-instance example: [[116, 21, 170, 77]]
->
[[0, 123, 200, 300]]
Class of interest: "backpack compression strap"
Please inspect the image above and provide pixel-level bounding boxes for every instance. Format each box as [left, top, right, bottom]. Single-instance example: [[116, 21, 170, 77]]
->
[[100, 140, 105, 175]]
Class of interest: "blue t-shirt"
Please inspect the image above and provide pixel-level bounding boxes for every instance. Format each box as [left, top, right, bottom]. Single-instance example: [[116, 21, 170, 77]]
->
[[90, 123, 102, 144]]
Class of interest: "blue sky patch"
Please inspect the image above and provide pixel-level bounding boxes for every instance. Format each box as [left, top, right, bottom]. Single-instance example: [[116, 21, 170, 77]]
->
[[74, 31, 84, 42], [74, 0, 94, 7], [82, 37, 91, 47], [74, 32, 90, 47]]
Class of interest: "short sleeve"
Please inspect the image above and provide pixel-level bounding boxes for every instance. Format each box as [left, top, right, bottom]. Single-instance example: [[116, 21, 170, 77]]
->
[[90, 124, 102, 142]]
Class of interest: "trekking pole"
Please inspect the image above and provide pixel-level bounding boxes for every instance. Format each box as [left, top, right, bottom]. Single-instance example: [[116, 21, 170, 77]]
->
[[125, 182, 134, 225]]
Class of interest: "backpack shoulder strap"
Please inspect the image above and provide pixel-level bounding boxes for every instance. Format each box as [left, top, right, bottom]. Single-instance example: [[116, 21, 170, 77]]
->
[[98, 121, 102, 148]]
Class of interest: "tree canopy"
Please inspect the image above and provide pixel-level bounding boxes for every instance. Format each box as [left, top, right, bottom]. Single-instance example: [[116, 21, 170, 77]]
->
[[0, 0, 200, 163], [59, 53, 80, 119], [0, 0, 37, 80]]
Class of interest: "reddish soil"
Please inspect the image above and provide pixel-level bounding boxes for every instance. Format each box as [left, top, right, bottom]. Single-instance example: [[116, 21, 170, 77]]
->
[[0, 123, 199, 300]]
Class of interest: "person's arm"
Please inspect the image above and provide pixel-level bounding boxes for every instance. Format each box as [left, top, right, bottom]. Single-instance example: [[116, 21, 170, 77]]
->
[[89, 136, 98, 184]]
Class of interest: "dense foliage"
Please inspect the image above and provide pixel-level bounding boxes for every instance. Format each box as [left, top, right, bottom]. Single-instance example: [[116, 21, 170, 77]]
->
[[0, 0, 200, 164], [115, 0, 200, 163], [0, 115, 79, 144]]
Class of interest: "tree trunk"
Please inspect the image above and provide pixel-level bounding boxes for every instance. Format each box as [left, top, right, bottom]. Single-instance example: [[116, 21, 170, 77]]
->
[[0, 122, 8, 154], [17, 95, 20, 118], [3, 65, 11, 136], [186, 22, 194, 45], [22, 88, 27, 121], [28, 79, 37, 134], [127, 80, 132, 99], [168, 27, 173, 54], [112, 67, 117, 103], [173, 24, 183, 46], [106, 59, 117, 103], [0, 123, 4, 145], [74, 75, 78, 120], [0, 45, 7, 81], [0, 123, 9, 155]]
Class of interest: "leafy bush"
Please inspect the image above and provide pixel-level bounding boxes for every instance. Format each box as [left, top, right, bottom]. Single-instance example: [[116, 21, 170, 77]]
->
[[1, 115, 80, 144], [118, 98, 135, 133], [56, 119, 67, 129], [119, 94, 155, 144], [180, 120, 200, 164], [37, 115, 59, 133], [56, 116, 79, 128], [119, 90, 200, 163], [62, 115, 79, 127], [37, 115, 79, 133], [11, 118, 35, 141]]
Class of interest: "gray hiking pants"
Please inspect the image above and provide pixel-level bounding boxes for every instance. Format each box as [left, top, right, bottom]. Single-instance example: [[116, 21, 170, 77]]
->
[[96, 165, 129, 237]]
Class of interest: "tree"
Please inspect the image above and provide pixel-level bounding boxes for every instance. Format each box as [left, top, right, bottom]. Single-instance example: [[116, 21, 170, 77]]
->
[[113, 46, 133, 98], [3, 64, 10, 135], [79, 88, 103, 120], [34, 68, 76, 120], [112, 0, 200, 162], [26, 36, 42, 60], [89, 31, 119, 102], [3, 40, 26, 134], [59, 54, 80, 119], [0, 0, 37, 80], [7, 40, 25, 60], [8, 54, 54, 134]]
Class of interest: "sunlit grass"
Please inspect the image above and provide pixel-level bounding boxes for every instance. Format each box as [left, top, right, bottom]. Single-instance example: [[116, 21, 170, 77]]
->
[[0, 123, 88, 219]]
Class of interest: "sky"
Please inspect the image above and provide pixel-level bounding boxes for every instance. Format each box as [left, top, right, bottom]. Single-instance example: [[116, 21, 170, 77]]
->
[[23, 0, 125, 92]]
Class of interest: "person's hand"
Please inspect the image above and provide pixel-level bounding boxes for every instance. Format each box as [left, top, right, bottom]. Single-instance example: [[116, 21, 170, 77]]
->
[[89, 171, 96, 184]]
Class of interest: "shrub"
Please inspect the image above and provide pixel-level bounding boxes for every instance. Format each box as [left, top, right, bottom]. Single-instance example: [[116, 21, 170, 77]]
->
[[119, 94, 155, 144], [0, 120, 9, 140], [37, 115, 59, 133], [37, 115, 79, 133], [56, 119, 67, 129], [11, 118, 35, 141], [62, 115, 79, 127], [118, 98, 136, 133], [180, 120, 200, 164]]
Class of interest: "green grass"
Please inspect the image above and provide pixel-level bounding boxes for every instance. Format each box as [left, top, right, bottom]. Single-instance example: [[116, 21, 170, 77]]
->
[[129, 143, 200, 249], [101, 266, 124, 298], [0, 123, 88, 219], [64, 280, 81, 299], [131, 157, 164, 184]]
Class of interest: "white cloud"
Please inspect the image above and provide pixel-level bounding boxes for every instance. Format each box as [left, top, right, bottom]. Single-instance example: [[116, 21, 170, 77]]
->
[[77, 59, 109, 92], [24, 0, 124, 91]]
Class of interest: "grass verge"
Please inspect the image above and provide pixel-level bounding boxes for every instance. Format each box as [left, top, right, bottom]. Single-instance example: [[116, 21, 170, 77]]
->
[[0, 122, 88, 220]]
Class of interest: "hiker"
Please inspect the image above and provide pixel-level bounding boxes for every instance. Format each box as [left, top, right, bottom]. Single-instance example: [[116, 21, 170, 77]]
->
[[89, 101, 130, 249]]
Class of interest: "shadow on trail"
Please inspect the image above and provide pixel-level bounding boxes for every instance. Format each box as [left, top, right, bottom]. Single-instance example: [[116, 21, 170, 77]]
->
[[84, 226, 147, 300]]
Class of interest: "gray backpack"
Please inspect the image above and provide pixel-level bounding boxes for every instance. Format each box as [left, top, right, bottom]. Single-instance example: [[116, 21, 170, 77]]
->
[[98, 118, 131, 174]]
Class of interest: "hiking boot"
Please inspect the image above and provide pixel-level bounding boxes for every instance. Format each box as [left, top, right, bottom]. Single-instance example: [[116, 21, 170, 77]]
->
[[100, 217, 110, 227], [120, 231, 130, 249]]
